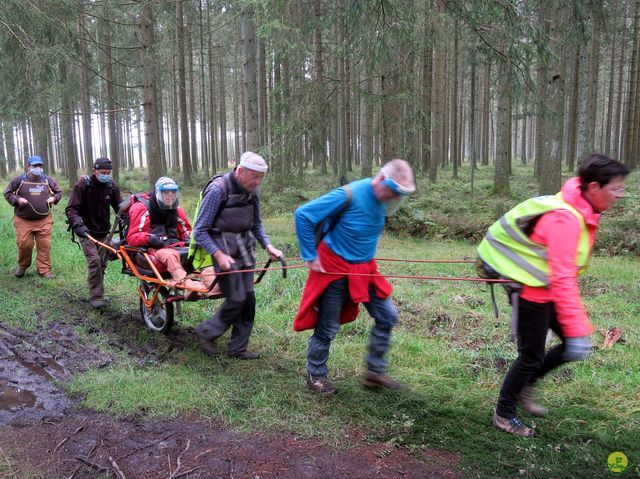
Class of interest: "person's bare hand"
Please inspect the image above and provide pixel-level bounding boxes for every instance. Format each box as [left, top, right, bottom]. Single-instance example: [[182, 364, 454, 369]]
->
[[266, 244, 283, 260], [214, 250, 236, 271], [17, 198, 28, 206], [305, 259, 325, 273]]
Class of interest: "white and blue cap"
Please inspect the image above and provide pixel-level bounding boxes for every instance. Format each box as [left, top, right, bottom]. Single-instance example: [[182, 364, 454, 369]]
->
[[155, 176, 180, 209], [381, 177, 415, 196]]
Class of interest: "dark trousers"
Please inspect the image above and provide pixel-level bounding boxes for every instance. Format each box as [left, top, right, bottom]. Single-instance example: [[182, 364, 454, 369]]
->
[[496, 298, 567, 418], [79, 235, 108, 301], [195, 266, 255, 355]]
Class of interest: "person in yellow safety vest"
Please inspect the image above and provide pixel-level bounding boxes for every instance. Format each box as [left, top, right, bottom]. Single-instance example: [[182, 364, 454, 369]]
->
[[477, 153, 629, 438]]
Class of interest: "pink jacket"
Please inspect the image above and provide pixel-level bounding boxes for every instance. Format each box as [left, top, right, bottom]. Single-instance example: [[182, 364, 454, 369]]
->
[[520, 177, 600, 337]]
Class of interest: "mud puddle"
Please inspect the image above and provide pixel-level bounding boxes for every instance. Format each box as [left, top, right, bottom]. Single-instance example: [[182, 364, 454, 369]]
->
[[0, 319, 110, 427]]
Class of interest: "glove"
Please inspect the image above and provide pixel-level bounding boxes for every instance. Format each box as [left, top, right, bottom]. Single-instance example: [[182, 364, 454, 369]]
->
[[148, 234, 165, 248], [73, 225, 89, 238], [563, 336, 592, 361]]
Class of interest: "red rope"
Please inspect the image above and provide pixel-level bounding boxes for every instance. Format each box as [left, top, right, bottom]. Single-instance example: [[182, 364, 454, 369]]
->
[[374, 257, 475, 264], [282, 256, 475, 264], [211, 264, 509, 283]]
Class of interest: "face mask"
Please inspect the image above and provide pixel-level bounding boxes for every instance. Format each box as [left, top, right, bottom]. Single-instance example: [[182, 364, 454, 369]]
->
[[29, 167, 43, 177], [384, 196, 407, 216], [155, 189, 179, 209], [97, 173, 112, 183]]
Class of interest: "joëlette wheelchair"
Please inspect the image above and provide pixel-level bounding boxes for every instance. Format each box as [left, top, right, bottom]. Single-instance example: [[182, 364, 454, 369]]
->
[[88, 196, 286, 334]]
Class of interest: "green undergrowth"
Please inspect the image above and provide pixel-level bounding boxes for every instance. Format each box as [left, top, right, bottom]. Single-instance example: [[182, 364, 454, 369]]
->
[[1, 165, 639, 478]]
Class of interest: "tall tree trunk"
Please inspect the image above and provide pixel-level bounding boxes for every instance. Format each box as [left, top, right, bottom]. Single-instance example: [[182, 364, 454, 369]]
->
[[60, 62, 78, 187], [481, 63, 490, 166], [613, 21, 626, 159], [567, 46, 580, 171], [430, 0, 444, 182], [33, 114, 49, 171], [242, 5, 259, 151], [78, 4, 93, 169], [494, 63, 510, 195], [540, 0, 565, 194], [623, 0, 640, 167], [198, 0, 209, 176], [140, 0, 163, 186], [604, 32, 616, 153], [451, 26, 459, 179], [421, 3, 433, 172], [207, 2, 218, 171], [176, 0, 193, 184], [584, 13, 600, 154], [187, 11, 198, 173], [4, 123, 16, 171], [312, 0, 328, 173], [155, 73, 167, 171], [102, 1, 120, 182], [218, 48, 228, 166], [171, 57, 180, 171], [257, 39, 268, 148], [233, 43, 241, 164], [0, 123, 6, 177]]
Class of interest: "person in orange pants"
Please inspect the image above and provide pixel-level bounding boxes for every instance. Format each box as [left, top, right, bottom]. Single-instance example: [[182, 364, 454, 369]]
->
[[3, 156, 63, 279]]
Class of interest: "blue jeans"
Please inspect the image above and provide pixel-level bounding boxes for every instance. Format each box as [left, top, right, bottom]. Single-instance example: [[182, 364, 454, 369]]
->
[[306, 278, 398, 377]]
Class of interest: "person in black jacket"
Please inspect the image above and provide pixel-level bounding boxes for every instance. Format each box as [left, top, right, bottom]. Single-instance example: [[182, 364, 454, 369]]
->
[[65, 157, 122, 309]]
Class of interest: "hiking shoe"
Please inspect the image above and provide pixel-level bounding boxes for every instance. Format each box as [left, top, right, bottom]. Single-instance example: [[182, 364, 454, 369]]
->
[[307, 375, 337, 395], [198, 337, 219, 358], [492, 413, 537, 437], [89, 298, 107, 310], [14, 267, 26, 278], [362, 371, 406, 390], [227, 350, 261, 360], [39, 272, 55, 279], [519, 385, 549, 417]]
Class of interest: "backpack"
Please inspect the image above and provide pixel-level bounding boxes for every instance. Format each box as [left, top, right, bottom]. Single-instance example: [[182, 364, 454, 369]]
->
[[117, 192, 151, 243], [187, 174, 231, 269], [314, 185, 352, 246]]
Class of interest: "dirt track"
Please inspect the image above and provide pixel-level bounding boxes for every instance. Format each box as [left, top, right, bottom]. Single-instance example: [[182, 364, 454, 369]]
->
[[0, 313, 459, 479]]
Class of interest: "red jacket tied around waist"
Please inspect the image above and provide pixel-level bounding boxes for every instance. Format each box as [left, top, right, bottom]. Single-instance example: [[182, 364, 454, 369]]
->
[[293, 242, 393, 332]]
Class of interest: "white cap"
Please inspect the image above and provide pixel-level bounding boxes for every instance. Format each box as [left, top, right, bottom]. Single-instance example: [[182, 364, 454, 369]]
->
[[239, 152, 268, 173]]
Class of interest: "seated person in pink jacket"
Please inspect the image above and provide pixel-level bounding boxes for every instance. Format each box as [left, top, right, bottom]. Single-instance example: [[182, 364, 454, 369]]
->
[[127, 177, 200, 291]]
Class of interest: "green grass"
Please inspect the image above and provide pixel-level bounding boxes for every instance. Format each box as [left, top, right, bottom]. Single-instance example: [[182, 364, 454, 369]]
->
[[1, 165, 639, 478]]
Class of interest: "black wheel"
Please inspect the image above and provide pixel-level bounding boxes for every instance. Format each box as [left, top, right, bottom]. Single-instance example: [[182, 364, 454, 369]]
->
[[139, 282, 174, 333]]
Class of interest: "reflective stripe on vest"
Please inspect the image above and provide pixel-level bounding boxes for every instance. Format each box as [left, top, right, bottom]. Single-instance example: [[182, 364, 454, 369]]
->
[[477, 192, 590, 287]]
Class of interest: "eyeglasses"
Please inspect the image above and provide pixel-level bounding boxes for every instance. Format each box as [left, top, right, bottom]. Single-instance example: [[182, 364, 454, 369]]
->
[[381, 177, 415, 196]]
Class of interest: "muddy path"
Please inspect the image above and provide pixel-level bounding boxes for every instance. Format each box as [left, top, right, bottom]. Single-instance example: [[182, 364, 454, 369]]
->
[[0, 310, 459, 479]]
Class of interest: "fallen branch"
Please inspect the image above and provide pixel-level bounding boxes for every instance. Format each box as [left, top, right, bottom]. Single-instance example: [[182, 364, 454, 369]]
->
[[169, 439, 191, 479], [171, 465, 205, 479], [601, 327, 623, 349], [67, 438, 99, 479], [109, 456, 127, 479], [53, 437, 69, 454]]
